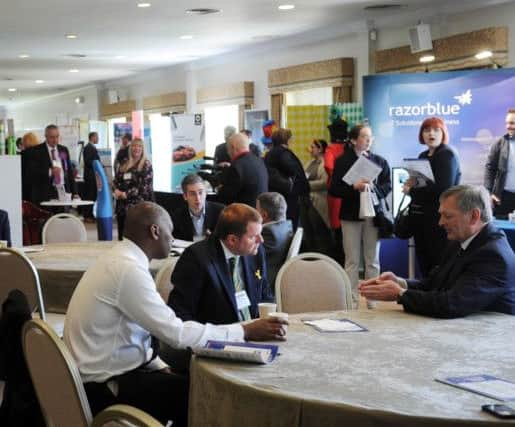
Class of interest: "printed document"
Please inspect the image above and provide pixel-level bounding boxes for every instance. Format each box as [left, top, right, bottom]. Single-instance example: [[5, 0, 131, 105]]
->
[[343, 155, 382, 186]]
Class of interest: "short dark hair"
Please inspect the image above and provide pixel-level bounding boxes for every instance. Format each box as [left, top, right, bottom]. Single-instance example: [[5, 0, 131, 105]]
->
[[257, 192, 287, 221], [181, 174, 203, 193], [508, 109, 515, 114], [213, 203, 262, 240], [45, 124, 58, 134], [271, 128, 292, 147], [122, 133, 132, 141], [349, 125, 368, 141], [88, 132, 98, 141], [312, 139, 328, 153]]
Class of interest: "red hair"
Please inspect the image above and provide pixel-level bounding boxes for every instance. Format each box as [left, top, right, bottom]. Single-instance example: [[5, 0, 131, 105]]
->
[[418, 117, 449, 145]]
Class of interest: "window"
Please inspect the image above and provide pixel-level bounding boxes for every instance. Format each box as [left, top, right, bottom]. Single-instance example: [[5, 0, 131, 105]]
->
[[204, 104, 239, 157]]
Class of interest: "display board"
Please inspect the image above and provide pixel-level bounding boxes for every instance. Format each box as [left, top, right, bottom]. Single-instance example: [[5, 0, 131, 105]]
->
[[244, 109, 268, 154], [0, 156, 22, 247], [364, 69, 515, 185]]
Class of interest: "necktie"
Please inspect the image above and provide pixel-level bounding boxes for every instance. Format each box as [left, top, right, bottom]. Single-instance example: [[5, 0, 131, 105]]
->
[[229, 256, 251, 321], [51, 148, 61, 185]]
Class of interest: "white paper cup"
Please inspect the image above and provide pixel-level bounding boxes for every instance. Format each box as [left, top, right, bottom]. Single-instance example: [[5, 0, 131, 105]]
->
[[258, 302, 277, 319], [267, 311, 288, 322], [0, 240, 7, 248]]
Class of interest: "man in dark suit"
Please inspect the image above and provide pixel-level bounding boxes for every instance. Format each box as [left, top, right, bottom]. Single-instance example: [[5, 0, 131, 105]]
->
[[25, 124, 78, 206], [168, 203, 274, 325], [213, 126, 236, 166], [360, 185, 515, 318], [171, 174, 224, 241], [0, 209, 11, 247], [217, 133, 268, 208], [82, 132, 100, 221], [256, 192, 293, 293], [114, 133, 131, 174]]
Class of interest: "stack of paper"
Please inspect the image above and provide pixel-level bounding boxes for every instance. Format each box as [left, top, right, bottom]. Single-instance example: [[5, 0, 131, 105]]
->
[[194, 341, 279, 364], [436, 375, 515, 401], [303, 318, 367, 332]]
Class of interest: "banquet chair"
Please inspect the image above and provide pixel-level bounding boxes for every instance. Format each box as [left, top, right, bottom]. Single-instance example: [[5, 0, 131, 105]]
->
[[22, 318, 93, 427], [91, 404, 164, 427], [285, 226, 303, 261], [275, 252, 353, 314], [154, 258, 176, 303], [42, 213, 87, 244]]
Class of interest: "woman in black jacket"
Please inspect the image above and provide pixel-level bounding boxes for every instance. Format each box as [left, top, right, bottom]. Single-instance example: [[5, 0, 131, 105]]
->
[[329, 125, 391, 308], [403, 116, 461, 276]]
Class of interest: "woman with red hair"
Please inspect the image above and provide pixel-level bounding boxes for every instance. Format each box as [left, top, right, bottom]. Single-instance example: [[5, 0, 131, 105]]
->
[[403, 117, 461, 276]]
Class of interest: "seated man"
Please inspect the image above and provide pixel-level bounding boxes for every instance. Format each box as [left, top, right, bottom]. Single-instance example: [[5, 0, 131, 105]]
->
[[171, 174, 224, 241], [64, 202, 286, 426], [0, 209, 11, 247], [169, 203, 273, 324], [360, 185, 515, 318], [256, 192, 293, 292]]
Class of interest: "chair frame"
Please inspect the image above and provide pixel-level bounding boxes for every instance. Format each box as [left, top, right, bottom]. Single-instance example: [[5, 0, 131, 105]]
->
[[275, 252, 353, 312], [285, 226, 303, 261], [42, 213, 87, 244], [0, 247, 46, 320], [92, 404, 163, 427], [154, 258, 176, 303]]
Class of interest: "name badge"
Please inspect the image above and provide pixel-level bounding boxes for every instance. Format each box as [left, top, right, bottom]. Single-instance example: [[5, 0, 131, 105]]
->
[[123, 172, 132, 180], [235, 290, 251, 311], [52, 160, 61, 168]]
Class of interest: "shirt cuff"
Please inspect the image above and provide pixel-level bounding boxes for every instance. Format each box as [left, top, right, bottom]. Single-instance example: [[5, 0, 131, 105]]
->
[[225, 323, 245, 342], [398, 278, 408, 289], [144, 356, 168, 371]]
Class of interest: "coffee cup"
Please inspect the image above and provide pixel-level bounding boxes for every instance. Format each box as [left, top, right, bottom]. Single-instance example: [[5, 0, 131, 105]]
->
[[258, 302, 277, 319], [0, 240, 7, 249], [267, 311, 288, 322]]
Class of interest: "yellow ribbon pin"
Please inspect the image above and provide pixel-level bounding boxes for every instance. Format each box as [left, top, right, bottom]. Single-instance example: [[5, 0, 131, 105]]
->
[[255, 269, 262, 280]]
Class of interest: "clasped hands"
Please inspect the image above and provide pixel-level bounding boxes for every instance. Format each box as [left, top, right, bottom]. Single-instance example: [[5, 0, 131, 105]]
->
[[359, 272, 404, 301]]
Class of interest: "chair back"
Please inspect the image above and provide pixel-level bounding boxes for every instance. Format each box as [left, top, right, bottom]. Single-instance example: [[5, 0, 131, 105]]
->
[[22, 201, 52, 245], [92, 404, 164, 427], [42, 213, 87, 244], [155, 258, 176, 303], [22, 319, 93, 427], [0, 248, 45, 320], [275, 252, 353, 314], [285, 227, 303, 261]]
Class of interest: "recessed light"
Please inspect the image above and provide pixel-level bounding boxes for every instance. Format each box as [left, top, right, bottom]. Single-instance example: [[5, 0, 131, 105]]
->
[[65, 33, 78, 39], [69, 69, 79, 73], [475, 50, 493, 60], [7, 88, 17, 92], [137, 2, 151, 7], [419, 55, 435, 63], [35, 80, 44, 84], [179, 35, 193, 40], [18, 54, 30, 59], [115, 55, 126, 59], [278, 4, 295, 10], [185, 8, 221, 15]]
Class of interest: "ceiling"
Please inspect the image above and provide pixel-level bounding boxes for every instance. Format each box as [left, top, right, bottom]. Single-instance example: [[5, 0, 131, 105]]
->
[[0, 0, 509, 106]]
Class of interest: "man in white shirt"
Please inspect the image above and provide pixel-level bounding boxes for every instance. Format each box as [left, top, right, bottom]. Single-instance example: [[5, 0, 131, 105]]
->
[[64, 201, 286, 425]]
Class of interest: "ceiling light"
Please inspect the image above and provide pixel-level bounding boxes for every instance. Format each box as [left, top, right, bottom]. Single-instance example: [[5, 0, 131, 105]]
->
[[419, 55, 435, 63], [475, 50, 493, 60], [179, 35, 193, 40], [185, 8, 221, 15], [278, 4, 295, 10], [35, 80, 44, 84], [115, 55, 126, 59], [18, 54, 30, 59], [137, 2, 151, 7], [7, 88, 17, 92], [69, 68, 79, 73], [65, 33, 78, 39]]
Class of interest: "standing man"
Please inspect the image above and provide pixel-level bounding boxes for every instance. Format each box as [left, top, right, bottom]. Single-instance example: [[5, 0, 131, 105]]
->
[[169, 203, 273, 325], [114, 133, 131, 173], [83, 132, 100, 222], [171, 174, 224, 241], [485, 108, 515, 218], [213, 125, 236, 166], [217, 133, 268, 208], [26, 124, 78, 205]]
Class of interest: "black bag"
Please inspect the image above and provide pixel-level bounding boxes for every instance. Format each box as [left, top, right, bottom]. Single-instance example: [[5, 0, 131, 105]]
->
[[393, 194, 415, 239], [373, 198, 394, 239], [267, 166, 293, 195]]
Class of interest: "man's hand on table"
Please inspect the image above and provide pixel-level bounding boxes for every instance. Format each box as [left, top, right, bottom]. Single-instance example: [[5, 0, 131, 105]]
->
[[242, 318, 288, 341], [359, 271, 405, 301]]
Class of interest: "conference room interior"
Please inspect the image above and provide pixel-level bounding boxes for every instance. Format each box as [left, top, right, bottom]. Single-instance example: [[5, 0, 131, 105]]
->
[[1, 1, 515, 426]]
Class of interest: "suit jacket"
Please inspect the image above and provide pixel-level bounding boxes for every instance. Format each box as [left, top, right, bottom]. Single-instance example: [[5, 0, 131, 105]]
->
[[83, 142, 100, 200], [168, 236, 273, 324], [262, 220, 293, 292], [214, 142, 231, 165], [171, 201, 225, 241], [26, 143, 77, 205], [217, 152, 268, 207], [399, 223, 515, 318], [484, 134, 512, 198], [0, 210, 11, 247]]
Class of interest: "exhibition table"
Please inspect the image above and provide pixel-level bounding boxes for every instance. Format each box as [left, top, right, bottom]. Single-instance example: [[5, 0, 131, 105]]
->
[[189, 309, 515, 427], [25, 242, 176, 313]]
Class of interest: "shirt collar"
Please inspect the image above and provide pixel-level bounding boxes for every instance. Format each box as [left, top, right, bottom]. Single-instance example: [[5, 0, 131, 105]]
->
[[219, 239, 238, 262], [232, 150, 249, 162], [188, 205, 205, 219], [122, 238, 150, 269], [460, 227, 484, 251]]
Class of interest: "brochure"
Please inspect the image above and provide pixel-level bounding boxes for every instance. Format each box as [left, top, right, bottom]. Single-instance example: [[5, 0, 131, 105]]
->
[[435, 374, 515, 401], [303, 318, 368, 333], [403, 158, 435, 185], [194, 340, 279, 364], [342, 155, 382, 186]]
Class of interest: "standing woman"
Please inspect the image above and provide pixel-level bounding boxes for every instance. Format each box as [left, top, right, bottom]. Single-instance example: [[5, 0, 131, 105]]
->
[[403, 117, 461, 276], [329, 125, 391, 308], [113, 138, 154, 239], [302, 139, 331, 253]]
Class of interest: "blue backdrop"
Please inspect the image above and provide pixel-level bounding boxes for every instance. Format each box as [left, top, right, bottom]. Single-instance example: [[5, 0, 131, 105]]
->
[[364, 68, 515, 185]]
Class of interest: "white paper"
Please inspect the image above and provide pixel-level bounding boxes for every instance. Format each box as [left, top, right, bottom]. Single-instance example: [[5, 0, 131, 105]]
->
[[194, 346, 271, 364], [403, 158, 434, 184], [342, 155, 382, 186], [304, 319, 365, 332], [172, 239, 194, 248]]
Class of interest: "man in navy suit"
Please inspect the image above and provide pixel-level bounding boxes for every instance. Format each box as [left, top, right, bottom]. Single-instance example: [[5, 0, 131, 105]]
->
[[360, 185, 515, 318], [25, 124, 78, 206], [168, 203, 273, 325], [171, 174, 224, 242], [0, 209, 11, 247]]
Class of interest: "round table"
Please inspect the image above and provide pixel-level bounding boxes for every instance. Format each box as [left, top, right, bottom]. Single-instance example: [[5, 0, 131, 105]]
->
[[25, 241, 176, 313], [40, 200, 95, 207], [189, 310, 515, 427]]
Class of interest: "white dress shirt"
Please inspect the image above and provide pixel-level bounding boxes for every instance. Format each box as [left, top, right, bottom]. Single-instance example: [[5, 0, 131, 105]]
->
[[64, 239, 244, 383]]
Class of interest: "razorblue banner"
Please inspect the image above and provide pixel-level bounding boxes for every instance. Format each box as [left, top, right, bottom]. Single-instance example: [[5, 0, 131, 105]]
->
[[364, 69, 515, 185]]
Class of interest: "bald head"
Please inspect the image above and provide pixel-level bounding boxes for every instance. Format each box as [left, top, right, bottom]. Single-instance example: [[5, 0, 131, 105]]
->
[[227, 133, 250, 159]]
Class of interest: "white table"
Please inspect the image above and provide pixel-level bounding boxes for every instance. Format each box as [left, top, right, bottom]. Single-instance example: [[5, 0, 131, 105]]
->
[[41, 199, 94, 207]]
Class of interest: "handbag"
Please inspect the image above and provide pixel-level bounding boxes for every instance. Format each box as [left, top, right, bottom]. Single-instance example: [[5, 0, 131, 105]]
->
[[359, 185, 376, 219], [393, 194, 415, 239], [373, 198, 394, 239]]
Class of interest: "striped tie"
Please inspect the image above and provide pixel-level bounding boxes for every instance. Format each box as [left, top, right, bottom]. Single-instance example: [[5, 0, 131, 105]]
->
[[229, 256, 251, 321]]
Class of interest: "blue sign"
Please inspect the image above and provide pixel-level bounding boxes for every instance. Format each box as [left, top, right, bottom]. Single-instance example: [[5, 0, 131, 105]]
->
[[364, 69, 515, 185]]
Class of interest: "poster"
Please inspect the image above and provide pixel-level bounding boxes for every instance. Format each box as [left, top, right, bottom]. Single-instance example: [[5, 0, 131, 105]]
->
[[364, 69, 515, 185], [171, 113, 205, 191], [113, 123, 132, 153], [244, 109, 269, 153]]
